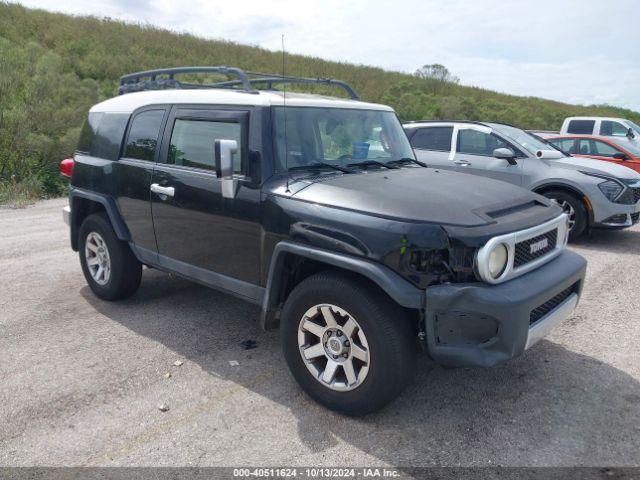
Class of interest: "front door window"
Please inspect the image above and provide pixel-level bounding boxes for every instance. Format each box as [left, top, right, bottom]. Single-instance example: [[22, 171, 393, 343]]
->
[[456, 129, 510, 157], [168, 119, 242, 172]]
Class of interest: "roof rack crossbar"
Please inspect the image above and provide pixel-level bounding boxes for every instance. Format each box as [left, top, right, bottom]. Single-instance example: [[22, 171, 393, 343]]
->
[[117, 66, 360, 100], [210, 75, 360, 100], [118, 66, 255, 95]]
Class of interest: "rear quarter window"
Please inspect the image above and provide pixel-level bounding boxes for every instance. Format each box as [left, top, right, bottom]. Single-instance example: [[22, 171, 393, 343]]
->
[[76, 112, 129, 160], [567, 120, 595, 134], [92, 114, 129, 160], [76, 112, 103, 154]]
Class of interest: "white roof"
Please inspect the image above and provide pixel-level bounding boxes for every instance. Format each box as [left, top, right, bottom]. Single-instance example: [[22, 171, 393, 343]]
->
[[90, 89, 394, 114]]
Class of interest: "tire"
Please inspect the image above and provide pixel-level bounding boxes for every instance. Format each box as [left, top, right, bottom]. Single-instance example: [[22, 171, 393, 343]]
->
[[78, 213, 142, 301], [542, 190, 587, 240], [280, 271, 416, 415]]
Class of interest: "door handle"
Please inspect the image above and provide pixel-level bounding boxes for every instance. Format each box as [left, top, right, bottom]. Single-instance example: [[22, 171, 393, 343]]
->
[[150, 183, 175, 197], [454, 160, 471, 166]]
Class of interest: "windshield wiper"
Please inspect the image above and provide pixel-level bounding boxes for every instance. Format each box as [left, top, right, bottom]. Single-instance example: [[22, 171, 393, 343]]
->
[[288, 162, 354, 174], [386, 157, 427, 168], [347, 160, 399, 170]]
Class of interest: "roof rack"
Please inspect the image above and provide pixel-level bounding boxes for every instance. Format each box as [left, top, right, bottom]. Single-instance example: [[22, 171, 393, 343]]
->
[[118, 66, 360, 100]]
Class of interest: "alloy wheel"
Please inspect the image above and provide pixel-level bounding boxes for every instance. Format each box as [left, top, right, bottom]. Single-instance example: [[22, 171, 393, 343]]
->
[[84, 231, 111, 285], [551, 198, 576, 231], [297, 304, 370, 392]]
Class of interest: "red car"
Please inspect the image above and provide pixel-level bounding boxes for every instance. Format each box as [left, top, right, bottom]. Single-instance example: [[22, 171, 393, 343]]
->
[[546, 135, 640, 173]]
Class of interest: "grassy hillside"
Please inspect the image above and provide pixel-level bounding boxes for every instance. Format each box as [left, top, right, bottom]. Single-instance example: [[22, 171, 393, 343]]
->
[[1, 2, 639, 204]]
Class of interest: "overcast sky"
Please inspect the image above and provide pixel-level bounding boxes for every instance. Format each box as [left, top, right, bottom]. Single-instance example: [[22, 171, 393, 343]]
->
[[15, 0, 640, 112]]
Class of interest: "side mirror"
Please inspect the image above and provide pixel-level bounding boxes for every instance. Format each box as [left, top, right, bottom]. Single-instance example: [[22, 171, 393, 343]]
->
[[613, 152, 630, 161], [493, 147, 518, 165], [627, 128, 636, 139], [215, 139, 238, 199]]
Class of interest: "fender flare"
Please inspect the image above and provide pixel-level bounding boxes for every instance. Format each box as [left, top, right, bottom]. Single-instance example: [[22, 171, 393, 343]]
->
[[260, 240, 425, 330], [69, 187, 131, 249]]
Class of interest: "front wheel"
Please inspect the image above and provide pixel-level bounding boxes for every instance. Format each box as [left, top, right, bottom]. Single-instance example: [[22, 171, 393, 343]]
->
[[280, 271, 416, 415], [542, 190, 587, 240]]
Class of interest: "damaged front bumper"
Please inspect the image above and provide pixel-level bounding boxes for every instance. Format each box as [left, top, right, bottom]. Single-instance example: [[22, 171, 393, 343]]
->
[[423, 250, 586, 367]]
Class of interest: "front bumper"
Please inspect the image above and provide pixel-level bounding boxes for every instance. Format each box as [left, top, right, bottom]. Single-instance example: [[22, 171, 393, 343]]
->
[[596, 210, 640, 228], [592, 199, 640, 228], [424, 250, 586, 367]]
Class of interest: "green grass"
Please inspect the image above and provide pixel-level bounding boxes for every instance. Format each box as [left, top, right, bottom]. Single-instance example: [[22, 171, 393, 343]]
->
[[1, 1, 639, 205], [0, 177, 43, 208]]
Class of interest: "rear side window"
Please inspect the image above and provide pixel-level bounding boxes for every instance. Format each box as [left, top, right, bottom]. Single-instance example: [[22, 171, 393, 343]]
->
[[76, 113, 103, 154], [457, 129, 510, 156], [168, 119, 242, 172], [600, 120, 628, 137], [410, 127, 453, 151], [123, 110, 166, 161], [567, 120, 595, 134]]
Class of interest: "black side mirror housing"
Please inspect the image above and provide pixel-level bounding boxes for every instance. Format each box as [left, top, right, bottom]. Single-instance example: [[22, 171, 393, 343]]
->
[[613, 152, 630, 161], [627, 128, 636, 139]]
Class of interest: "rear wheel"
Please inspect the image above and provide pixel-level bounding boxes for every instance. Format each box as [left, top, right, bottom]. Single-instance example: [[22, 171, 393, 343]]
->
[[78, 213, 142, 300], [280, 271, 416, 415], [542, 190, 587, 240]]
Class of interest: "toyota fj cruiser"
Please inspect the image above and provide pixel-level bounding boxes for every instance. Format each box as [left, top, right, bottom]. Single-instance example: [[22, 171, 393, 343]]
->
[[61, 67, 587, 415]]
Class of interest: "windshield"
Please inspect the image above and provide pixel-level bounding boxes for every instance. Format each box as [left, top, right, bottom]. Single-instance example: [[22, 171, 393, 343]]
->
[[626, 121, 640, 134], [273, 107, 414, 172], [488, 123, 563, 157], [611, 138, 640, 156]]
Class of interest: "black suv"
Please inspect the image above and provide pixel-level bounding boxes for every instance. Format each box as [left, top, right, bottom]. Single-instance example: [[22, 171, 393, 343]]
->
[[62, 67, 587, 415]]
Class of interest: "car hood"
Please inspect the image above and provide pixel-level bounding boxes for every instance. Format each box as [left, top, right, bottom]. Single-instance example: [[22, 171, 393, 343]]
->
[[289, 167, 554, 227], [554, 156, 640, 180]]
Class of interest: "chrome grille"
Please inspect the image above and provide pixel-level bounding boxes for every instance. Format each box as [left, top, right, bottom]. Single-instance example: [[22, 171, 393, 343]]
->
[[476, 214, 568, 285], [514, 229, 558, 268]]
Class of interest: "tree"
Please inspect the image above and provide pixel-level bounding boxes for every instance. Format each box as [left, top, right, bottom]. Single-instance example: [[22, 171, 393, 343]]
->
[[414, 64, 460, 94]]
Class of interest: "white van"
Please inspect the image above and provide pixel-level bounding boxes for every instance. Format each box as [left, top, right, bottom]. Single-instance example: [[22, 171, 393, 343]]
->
[[561, 117, 640, 139]]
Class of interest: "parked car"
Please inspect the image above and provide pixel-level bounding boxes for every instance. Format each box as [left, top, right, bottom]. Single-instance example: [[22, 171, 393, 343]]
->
[[545, 135, 640, 174], [404, 121, 640, 238], [561, 116, 640, 139], [61, 67, 587, 415]]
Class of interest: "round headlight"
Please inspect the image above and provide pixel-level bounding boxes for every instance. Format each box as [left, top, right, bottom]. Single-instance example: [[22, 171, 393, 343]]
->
[[488, 243, 509, 279]]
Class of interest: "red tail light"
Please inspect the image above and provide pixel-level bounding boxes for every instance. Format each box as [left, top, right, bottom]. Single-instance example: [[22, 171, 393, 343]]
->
[[59, 158, 74, 178]]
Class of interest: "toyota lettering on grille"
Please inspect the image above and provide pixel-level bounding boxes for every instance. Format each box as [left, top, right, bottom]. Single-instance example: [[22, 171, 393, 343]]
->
[[530, 238, 549, 254]]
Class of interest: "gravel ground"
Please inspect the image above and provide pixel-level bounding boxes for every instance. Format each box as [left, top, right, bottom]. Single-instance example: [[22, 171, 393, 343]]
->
[[0, 198, 639, 467]]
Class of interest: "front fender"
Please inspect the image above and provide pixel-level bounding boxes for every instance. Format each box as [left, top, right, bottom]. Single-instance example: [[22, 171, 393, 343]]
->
[[260, 240, 425, 330]]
